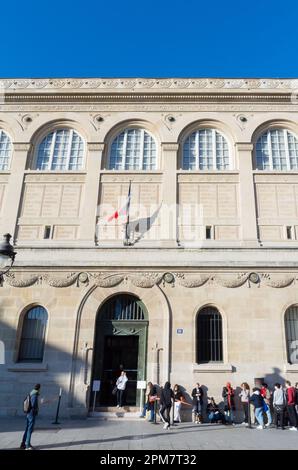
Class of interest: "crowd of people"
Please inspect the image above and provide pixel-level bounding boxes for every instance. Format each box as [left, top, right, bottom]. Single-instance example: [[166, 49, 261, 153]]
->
[[138, 379, 298, 431]]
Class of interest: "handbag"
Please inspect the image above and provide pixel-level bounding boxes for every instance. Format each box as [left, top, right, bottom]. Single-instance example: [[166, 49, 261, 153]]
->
[[263, 403, 269, 412], [112, 386, 117, 396]]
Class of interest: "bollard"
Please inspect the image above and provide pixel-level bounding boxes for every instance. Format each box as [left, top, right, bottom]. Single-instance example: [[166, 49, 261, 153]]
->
[[52, 388, 62, 425]]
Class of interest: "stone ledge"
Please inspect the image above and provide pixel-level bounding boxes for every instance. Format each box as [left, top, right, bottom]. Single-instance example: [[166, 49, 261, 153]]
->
[[284, 364, 298, 373], [193, 363, 233, 373], [7, 363, 48, 372]]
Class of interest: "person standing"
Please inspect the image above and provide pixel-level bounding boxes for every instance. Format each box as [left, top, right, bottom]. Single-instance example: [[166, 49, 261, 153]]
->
[[249, 387, 265, 430], [20, 384, 41, 450], [285, 380, 298, 431], [173, 384, 184, 423], [116, 371, 128, 408], [260, 383, 272, 427], [159, 382, 174, 430], [139, 382, 157, 421], [222, 382, 235, 425], [191, 383, 204, 424], [295, 382, 298, 416], [273, 383, 286, 430], [239, 382, 250, 426]]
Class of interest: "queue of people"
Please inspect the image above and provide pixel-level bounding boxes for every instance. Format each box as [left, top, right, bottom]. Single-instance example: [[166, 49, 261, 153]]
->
[[138, 379, 298, 431]]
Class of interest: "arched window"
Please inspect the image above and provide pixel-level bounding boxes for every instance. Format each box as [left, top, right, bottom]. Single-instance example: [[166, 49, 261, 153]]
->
[[36, 129, 84, 170], [99, 294, 147, 321], [196, 306, 223, 363], [285, 305, 298, 364], [18, 306, 48, 362], [109, 128, 157, 170], [256, 128, 298, 170], [183, 129, 230, 170], [0, 129, 12, 170]]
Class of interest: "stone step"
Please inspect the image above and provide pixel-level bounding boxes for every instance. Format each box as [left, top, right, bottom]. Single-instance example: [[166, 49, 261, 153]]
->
[[88, 409, 142, 420]]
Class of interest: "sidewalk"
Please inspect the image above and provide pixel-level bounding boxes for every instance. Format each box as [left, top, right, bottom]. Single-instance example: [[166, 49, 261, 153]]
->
[[1, 417, 298, 450]]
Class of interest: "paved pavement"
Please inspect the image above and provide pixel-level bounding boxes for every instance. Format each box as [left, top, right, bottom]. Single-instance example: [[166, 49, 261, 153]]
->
[[1, 417, 298, 450]]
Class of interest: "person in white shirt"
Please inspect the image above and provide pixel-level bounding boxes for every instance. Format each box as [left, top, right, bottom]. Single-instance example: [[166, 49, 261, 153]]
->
[[116, 371, 128, 408]]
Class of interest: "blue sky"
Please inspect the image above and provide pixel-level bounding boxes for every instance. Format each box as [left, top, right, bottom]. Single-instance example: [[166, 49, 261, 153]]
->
[[1, 0, 298, 78]]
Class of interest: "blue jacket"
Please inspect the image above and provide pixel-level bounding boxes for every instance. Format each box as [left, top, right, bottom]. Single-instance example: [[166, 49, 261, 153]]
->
[[29, 389, 39, 416], [249, 392, 264, 409]]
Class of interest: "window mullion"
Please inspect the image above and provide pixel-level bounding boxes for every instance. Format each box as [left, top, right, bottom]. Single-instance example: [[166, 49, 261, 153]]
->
[[284, 130, 291, 170], [66, 129, 73, 170], [140, 129, 145, 170], [195, 131, 199, 170], [49, 131, 56, 170], [212, 130, 217, 170], [122, 130, 128, 170], [267, 130, 273, 170]]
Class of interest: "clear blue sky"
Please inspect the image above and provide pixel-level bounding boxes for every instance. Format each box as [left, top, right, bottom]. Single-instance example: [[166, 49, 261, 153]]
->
[[1, 0, 298, 78]]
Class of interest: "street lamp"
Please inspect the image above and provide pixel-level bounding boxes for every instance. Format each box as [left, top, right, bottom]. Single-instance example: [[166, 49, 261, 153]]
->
[[0, 233, 16, 280]]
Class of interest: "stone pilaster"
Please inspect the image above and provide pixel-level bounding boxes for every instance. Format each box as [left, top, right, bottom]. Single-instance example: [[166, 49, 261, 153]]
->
[[236, 143, 258, 245]]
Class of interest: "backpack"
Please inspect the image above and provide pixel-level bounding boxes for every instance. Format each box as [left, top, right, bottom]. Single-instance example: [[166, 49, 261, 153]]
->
[[23, 394, 32, 413]]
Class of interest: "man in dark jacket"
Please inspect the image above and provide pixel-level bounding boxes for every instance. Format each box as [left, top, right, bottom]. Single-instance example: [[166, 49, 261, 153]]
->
[[249, 387, 265, 429], [159, 382, 174, 430], [192, 383, 204, 424], [20, 384, 41, 450]]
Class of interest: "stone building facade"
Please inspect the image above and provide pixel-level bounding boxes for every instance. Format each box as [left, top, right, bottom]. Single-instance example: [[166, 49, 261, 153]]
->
[[0, 77, 298, 417]]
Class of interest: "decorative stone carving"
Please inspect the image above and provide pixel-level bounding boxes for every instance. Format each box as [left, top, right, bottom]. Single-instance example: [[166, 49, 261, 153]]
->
[[43, 273, 79, 287], [130, 273, 164, 288], [175, 273, 210, 288], [260, 273, 295, 288], [90, 273, 124, 287], [3, 273, 40, 287], [212, 273, 250, 288], [2, 78, 298, 90], [2, 270, 298, 289]]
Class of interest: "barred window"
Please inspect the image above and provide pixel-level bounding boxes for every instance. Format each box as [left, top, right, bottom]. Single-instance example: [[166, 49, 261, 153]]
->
[[36, 129, 84, 170], [0, 129, 12, 171], [256, 129, 298, 170], [285, 305, 298, 364], [98, 294, 147, 321], [18, 306, 48, 362], [183, 129, 230, 170], [196, 306, 223, 363], [109, 128, 157, 170]]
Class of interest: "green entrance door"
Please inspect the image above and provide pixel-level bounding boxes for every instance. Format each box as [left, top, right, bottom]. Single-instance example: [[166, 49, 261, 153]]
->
[[91, 294, 148, 408], [101, 335, 139, 406]]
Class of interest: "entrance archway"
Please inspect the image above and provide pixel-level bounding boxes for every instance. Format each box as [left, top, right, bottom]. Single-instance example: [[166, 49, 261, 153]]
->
[[91, 293, 148, 408]]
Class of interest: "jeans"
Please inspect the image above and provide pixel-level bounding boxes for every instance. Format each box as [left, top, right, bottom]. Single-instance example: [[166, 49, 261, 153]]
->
[[287, 405, 298, 427], [264, 407, 272, 425], [22, 413, 36, 448], [224, 409, 234, 424], [273, 406, 285, 428], [141, 402, 154, 421], [255, 407, 264, 427], [117, 389, 125, 407], [174, 401, 182, 422], [241, 402, 249, 423]]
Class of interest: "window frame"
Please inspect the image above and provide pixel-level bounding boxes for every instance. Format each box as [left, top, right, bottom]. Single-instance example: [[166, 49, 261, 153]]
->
[[108, 127, 158, 171], [284, 305, 298, 364], [196, 306, 223, 364], [34, 128, 85, 171], [0, 129, 12, 171], [255, 128, 298, 171], [181, 128, 232, 171], [17, 306, 48, 363]]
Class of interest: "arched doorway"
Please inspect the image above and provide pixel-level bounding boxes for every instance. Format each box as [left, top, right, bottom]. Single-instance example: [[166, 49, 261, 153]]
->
[[91, 294, 148, 408]]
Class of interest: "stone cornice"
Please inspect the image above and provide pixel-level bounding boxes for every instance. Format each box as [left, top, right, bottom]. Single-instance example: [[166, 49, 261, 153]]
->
[[1, 78, 298, 91]]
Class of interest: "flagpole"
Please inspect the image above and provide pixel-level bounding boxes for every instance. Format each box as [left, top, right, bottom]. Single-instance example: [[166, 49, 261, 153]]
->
[[124, 181, 131, 246]]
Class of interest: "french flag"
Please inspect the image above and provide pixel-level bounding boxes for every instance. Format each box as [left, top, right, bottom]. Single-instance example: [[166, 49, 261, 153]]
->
[[107, 181, 131, 223]]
